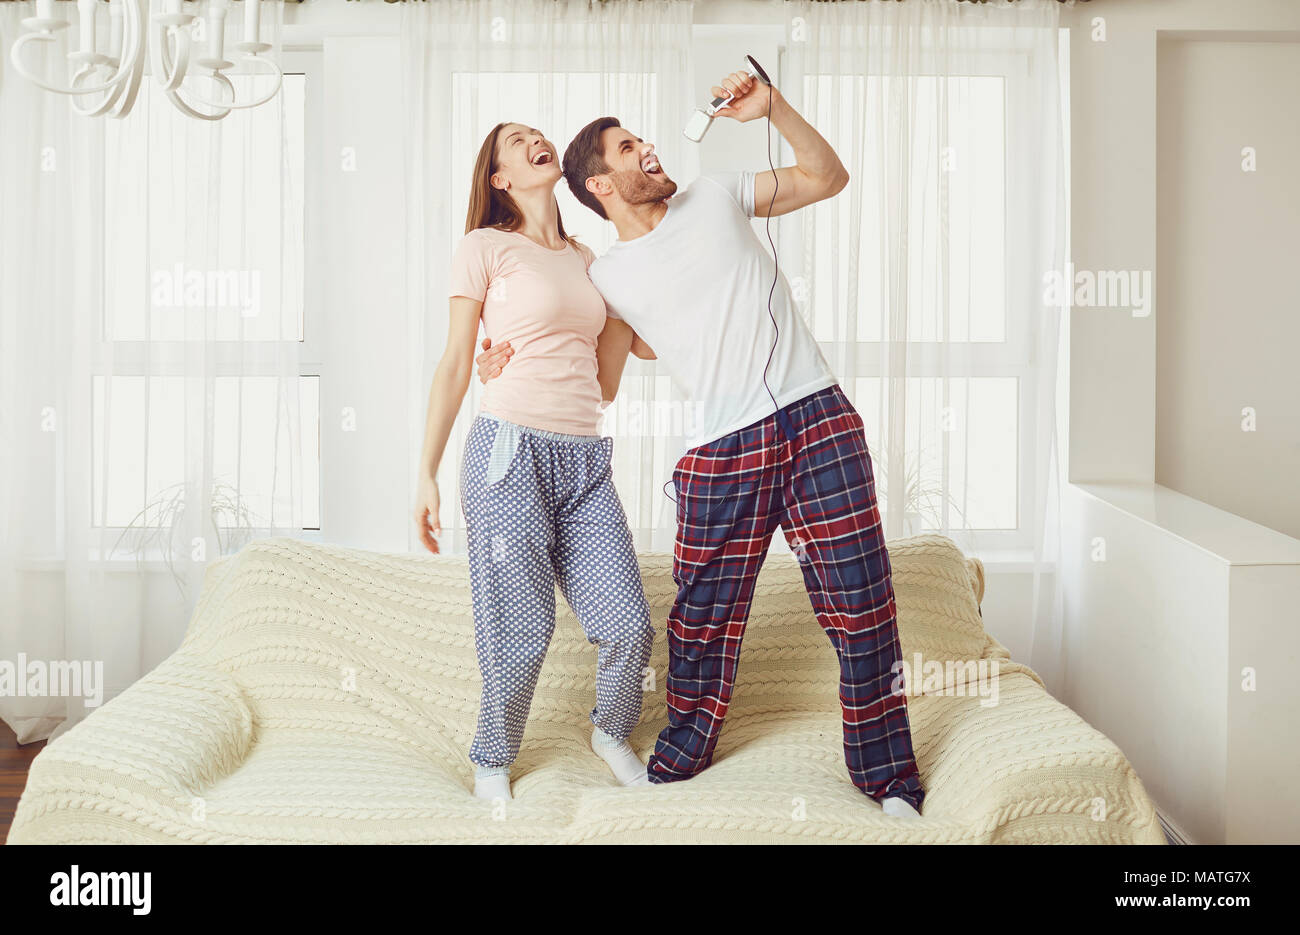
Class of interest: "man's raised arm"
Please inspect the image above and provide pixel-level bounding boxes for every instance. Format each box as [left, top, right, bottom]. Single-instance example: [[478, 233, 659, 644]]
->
[[711, 69, 849, 217]]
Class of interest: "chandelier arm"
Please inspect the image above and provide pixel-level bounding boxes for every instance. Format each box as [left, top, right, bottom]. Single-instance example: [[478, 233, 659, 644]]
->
[[152, 20, 192, 94], [180, 55, 282, 111], [74, 4, 146, 119], [70, 62, 124, 116], [167, 72, 235, 121], [11, 0, 284, 120], [9, 0, 144, 98], [107, 20, 146, 119]]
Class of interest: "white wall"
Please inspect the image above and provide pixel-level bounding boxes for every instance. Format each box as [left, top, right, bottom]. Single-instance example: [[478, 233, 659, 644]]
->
[[1226, 562, 1300, 844], [1064, 481, 1300, 844], [1064, 0, 1300, 495], [1062, 0, 1300, 843], [1155, 35, 1300, 542], [316, 37, 411, 552], [1064, 484, 1231, 844]]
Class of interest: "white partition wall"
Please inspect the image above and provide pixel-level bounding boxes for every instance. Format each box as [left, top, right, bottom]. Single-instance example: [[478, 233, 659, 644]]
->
[[1064, 483, 1300, 844]]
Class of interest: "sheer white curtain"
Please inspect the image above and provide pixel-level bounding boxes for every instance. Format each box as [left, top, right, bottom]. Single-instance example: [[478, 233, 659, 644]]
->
[[0, 0, 305, 742], [782, 0, 1067, 686], [400, 0, 697, 555]]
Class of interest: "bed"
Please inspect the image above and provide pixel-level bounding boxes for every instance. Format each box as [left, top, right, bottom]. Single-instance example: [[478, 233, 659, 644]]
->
[[7, 533, 1166, 844]]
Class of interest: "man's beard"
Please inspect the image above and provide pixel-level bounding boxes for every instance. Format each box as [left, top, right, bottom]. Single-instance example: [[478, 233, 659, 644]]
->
[[610, 167, 677, 205]]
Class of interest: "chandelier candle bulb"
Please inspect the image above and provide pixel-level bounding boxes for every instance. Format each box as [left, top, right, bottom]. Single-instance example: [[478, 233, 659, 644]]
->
[[235, 0, 270, 54], [109, 3, 123, 61], [35, 0, 54, 25], [209, 0, 226, 59], [198, 0, 233, 71], [245, 0, 261, 43], [74, 0, 97, 62]]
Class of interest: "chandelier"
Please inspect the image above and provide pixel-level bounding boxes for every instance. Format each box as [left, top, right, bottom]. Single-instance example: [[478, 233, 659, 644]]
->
[[10, 0, 283, 120]]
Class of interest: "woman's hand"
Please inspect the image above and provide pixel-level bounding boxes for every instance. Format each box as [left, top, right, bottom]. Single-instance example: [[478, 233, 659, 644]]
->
[[475, 337, 513, 383], [712, 69, 778, 123], [414, 473, 442, 554]]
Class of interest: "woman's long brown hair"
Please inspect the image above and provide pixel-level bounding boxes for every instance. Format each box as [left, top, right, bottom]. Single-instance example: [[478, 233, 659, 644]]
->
[[464, 122, 577, 245]]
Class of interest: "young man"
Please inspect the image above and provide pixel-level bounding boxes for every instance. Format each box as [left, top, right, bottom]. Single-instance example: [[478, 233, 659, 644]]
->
[[476, 70, 925, 817]]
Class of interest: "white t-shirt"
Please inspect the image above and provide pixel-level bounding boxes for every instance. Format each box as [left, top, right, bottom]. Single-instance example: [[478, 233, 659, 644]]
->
[[589, 170, 837, 452]]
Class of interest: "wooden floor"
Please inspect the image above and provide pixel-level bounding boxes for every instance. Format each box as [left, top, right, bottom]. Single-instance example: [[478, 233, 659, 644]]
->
[[1, 721, 46, 845]]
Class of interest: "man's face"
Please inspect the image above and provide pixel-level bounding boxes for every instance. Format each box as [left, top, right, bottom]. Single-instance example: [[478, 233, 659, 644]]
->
[[597, 126, 677, 208]]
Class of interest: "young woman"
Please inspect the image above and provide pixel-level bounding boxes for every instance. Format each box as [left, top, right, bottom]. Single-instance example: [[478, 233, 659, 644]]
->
[[413, 122, 655, 801]]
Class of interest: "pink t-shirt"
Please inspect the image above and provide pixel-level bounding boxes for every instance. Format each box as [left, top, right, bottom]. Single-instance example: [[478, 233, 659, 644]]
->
[[448, 228, 606, 436]]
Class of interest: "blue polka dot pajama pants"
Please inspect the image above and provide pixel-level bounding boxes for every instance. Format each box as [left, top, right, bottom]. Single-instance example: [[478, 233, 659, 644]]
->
[[459, 413, 655, 772]]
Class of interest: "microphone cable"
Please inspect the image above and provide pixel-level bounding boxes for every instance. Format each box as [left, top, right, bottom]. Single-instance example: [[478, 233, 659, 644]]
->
[[760, 78, 783, 437]]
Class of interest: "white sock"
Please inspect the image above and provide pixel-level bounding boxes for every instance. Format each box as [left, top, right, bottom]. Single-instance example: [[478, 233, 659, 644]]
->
[[591, 727, 651, 786], [473, 768, 512, 801], [881, 796, 921, 819]]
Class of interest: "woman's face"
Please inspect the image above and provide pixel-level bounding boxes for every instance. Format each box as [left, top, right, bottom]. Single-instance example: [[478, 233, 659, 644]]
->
[[491, 123, 561, 193]]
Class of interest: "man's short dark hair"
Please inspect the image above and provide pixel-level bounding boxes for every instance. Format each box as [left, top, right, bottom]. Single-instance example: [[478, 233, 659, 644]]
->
[[563, 117, 621, 220]]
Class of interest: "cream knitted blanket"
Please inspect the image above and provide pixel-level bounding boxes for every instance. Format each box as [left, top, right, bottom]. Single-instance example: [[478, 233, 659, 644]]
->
[[9, 534, 1166, 844]]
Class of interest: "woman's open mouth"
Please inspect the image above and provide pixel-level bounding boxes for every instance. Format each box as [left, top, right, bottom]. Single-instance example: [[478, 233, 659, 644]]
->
[[530, 150, 554, 167]]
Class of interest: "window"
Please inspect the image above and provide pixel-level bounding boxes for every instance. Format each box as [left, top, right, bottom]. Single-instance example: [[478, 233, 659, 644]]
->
[[92, 64, 320, 556], [794, 53, 1060, 550]]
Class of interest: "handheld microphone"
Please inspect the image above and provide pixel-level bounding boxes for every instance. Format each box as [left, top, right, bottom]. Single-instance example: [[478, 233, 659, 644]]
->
[[683, 54, 772, 143]]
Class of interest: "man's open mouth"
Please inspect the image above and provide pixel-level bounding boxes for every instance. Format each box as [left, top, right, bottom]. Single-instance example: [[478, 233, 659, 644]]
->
[[531, 150, 554, 167], [641, 154, 663, 175]]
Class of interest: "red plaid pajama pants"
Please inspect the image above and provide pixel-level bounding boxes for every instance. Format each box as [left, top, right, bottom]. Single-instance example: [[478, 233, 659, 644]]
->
[[647, 383, 925, 811]]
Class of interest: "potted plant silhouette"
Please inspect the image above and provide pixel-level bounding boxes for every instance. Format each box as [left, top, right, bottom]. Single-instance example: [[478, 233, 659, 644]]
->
[[109, 481, 262, 596]]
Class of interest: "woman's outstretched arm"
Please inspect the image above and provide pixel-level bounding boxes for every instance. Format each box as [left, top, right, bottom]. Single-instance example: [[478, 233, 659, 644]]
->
[[414, 296, 482, 553]]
